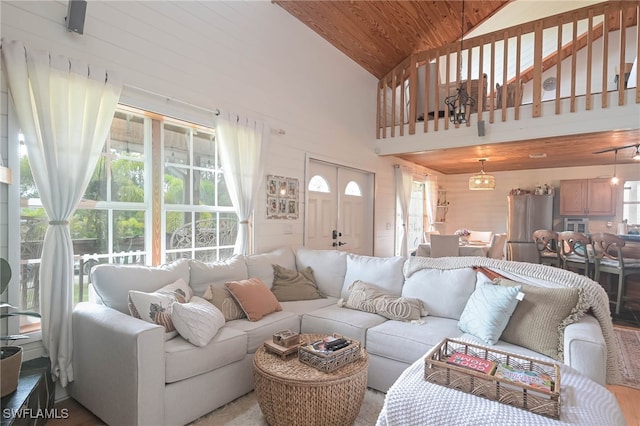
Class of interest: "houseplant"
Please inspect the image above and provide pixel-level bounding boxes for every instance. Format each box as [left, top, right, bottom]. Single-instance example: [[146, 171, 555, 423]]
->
[[1, 257, 40, 397]]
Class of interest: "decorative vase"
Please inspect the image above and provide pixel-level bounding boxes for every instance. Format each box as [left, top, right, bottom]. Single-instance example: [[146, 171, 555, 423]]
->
[[1, 346, 23, 397]]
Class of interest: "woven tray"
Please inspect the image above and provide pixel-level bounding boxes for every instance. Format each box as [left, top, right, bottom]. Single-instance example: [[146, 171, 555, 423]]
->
[[424, 338, 561, 419], [298, 334, 361, 373]]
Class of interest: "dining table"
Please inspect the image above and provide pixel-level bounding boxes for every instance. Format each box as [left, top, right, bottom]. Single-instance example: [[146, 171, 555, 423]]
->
[[416, 241, 491, 257]]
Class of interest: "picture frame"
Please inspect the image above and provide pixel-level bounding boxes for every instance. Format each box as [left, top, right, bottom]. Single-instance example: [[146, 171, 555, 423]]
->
[[266, 175, 299, 219]]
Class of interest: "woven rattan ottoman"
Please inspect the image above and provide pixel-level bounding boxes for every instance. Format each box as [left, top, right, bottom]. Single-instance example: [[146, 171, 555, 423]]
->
[[253, 333, 369, 426]]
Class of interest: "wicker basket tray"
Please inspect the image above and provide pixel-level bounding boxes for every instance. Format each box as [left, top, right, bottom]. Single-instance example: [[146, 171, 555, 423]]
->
[[298, 334, 361, 373], [424, 338, 560, 419]]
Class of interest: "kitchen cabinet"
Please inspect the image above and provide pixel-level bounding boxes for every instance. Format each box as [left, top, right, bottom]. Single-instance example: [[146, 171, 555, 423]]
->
[[559, 178, 615, 216]]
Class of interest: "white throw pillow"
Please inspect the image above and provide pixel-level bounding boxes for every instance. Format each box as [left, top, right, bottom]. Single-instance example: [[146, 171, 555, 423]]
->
[[128, 278, 193, 340], [458, 282, 521, 345], [171, 296, 225, 347], [340, 254, 405, 299]]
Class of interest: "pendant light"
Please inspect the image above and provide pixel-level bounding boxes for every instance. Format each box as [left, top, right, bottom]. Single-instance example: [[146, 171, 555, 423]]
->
[[469, 159, 495, 190], [444, 0, 475, 124], [611, 149, 619, 185]]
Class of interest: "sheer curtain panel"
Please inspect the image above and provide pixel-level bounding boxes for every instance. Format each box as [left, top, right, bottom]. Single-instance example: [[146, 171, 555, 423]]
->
[[216, 113, 270, 255], [394, 165, 413, 256], [2, 40, 122, 386], [424, 175, 438, 231]]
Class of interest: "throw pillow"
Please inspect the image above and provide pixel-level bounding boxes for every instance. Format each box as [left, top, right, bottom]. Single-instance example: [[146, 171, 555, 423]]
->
[[495, 278, 587, 360], [171, 296, 225, 347], [202, 285, 246, 321], [458, 282, 521, 345], [225, 278, 282, 321], [128, 278, 193, 338], [341, 280, 427, 321], [270, 264, 325, 302]]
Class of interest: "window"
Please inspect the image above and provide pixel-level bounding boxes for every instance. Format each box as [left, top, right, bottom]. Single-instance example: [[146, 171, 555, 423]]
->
[[623, 181, 640, 225], [308, 175, 330, 193], [344, 181, 362, 196], [16, 106, 237, 334], [396, 181, 427, 255]]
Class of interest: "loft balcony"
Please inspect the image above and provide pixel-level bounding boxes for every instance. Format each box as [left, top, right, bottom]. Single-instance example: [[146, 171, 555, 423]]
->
[[375, 1, 640, 163]]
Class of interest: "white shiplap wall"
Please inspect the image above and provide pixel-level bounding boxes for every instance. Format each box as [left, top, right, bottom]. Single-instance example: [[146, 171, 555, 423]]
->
[[0, 0, 433, 257]]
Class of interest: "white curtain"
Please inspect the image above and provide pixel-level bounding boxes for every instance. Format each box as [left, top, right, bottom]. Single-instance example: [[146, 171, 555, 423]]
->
[[394, 165, 413, 256], [216, 113, 270, 255], [2, 41, 122, 386], [424, 175, 439, 231]]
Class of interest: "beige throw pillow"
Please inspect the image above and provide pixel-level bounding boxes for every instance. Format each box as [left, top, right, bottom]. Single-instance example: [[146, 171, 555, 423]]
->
[[202, 285, 246, 321], [270, 264, 325, 302], [225, 278, 282, 322], [495, 278, 587, 360], [341, 280, 426, 321]]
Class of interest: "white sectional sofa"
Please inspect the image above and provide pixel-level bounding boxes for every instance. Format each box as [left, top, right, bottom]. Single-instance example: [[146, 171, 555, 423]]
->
[[67, 247, 620, 426]]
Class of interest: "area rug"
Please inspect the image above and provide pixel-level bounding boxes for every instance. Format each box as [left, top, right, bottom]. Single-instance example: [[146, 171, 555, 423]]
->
[[613, 326, 640, 390], [190, 388, 386, 425]]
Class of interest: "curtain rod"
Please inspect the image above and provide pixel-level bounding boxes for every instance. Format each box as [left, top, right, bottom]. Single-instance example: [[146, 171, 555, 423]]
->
[[123, 83, 286, 135]]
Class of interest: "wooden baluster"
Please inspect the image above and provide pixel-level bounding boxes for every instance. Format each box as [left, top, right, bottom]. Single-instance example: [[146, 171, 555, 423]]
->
[[501, 31, 508, 122], [478, 42, 485, 123], [515, 29, 522, 120], [586, 10, 594, 110], [533, 21, 543, 117], [618, 6, 626, 106], [490, 35, 496, 123], [602, 5, 609, 109]]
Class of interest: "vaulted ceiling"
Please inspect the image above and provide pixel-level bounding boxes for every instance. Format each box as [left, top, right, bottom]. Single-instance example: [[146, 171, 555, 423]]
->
[[274, 1, 640, 174]]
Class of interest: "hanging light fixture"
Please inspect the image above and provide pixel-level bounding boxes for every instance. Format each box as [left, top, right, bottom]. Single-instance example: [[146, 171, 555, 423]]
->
[[469, 159, 495, 190], [611, 149, 619, 185], [444, 0, 475, 124], [632, 145, 640, 160]]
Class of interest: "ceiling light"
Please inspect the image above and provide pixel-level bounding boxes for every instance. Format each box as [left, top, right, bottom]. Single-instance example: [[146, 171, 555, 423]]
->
[[528, 153, 547, 159], [633, 146, 640, 161], [469, 159, 495, 191], [444, 0, 475, 125]]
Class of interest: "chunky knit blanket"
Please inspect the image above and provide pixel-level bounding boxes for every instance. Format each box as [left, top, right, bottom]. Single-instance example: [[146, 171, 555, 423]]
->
[[405, 256, 621, 384]]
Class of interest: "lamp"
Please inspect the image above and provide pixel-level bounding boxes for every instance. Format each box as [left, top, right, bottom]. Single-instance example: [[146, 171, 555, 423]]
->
[[633, 145, 640, 160], [611, 149, 619, 185], [444, 0, 475, 124], [469, 159, 495, 190]]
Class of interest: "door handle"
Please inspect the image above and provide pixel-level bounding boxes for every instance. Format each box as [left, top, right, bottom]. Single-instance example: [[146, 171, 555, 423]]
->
[[333, 241, 347, 247], [332, 230, 342, 239]]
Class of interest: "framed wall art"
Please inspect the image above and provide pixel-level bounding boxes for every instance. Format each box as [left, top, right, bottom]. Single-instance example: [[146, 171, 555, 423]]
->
[[266, 175, 299, 219]]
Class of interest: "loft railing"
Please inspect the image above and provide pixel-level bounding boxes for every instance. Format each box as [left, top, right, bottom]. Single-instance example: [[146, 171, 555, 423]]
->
[[376, 1, 640, 139]]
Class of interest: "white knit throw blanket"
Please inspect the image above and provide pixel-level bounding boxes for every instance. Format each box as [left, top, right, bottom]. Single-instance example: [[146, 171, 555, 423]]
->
[[405, 256, 621, 384]]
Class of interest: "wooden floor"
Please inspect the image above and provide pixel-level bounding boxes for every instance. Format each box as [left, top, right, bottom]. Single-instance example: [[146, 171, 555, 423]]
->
[[49, 385, 640, 426]]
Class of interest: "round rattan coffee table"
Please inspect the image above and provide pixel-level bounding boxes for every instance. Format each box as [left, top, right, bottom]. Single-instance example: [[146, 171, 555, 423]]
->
[[253, 333, 369, 426]]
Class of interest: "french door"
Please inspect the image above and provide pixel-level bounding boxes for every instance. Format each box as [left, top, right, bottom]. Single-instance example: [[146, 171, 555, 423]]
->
[[305, 159, 374, 255]]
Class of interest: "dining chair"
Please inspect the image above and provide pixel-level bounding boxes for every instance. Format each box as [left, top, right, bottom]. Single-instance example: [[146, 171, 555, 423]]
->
[[429, 234, 460, 258], [557, 231, 594, 277], [468, 230, 493, 244], [423, 231, 440, 243], [532, 229, 561, 267], [590, 232, 640, 315], [486, 233, 507, 259]]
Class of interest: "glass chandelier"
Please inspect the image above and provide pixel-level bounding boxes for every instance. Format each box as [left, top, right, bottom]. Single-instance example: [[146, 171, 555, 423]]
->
[[469, 159, 495, 190]]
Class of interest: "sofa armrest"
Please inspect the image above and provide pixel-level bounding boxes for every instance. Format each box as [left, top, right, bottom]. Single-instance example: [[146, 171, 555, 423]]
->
[[69, 302, 166, 426], [563, 315, 606, 386]]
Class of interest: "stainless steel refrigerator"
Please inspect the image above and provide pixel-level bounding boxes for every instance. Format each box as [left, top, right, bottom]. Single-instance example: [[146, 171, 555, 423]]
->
[[507, 194, 553, 263]]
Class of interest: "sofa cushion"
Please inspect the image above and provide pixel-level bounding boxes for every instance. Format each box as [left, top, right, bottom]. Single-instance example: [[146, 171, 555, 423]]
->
[[164, 326, 248, 383], [458, 282, 521, 345], [245, 247, 297, 288], [295, 248, 347, 298], [495, 278, 587, 360], [188, 257, 248, 297], [171, 296, 225, 347], [340, 280, 425, 321], [225, 278, 282, 321], [301, 304, 388, 344], [91, 259, 190, 314], [341, 254, 405, 300], [402, 268, 477, 320], [279, 297, 339, 316], [202, 285, 246, 321], [270, 264, 325, 301], [366, 317, 461, 364], [225, 310, 301, 353], [128, 278, 193, 339]]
